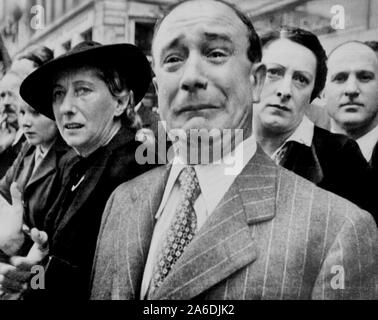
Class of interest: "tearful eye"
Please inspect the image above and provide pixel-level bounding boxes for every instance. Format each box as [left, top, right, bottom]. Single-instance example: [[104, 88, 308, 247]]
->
[[164, 55, 182, 64], [208, 50, 226, 58]]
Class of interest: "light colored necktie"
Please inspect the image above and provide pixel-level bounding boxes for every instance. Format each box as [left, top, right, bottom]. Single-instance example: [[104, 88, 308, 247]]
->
[[150, 166, 201, 292], [274, 142, 292, 165]]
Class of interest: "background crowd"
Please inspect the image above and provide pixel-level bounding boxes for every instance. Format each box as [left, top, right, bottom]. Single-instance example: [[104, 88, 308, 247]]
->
[[0, 0, 377, 300]]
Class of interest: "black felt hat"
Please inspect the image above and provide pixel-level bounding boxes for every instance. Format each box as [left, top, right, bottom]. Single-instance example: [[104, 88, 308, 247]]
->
[[20, 41, 152, 119]]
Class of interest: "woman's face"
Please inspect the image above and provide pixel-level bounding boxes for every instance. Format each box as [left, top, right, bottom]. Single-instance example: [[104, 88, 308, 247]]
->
[[254, 38, 317, 135], [19, 102, 58, 148], [52, 67, 124, 155]]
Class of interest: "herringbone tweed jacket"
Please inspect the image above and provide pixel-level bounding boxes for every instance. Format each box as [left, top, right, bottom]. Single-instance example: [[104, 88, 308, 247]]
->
[[90, 146, 378, 300]]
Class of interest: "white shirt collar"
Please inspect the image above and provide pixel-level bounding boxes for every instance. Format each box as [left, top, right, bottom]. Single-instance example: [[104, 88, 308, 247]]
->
[[12, 129, 24, 146], [35, 140, 54, 161], [155, 133, 257, 219], [271, 115, 314, 161], [356, 124, 378, 162]]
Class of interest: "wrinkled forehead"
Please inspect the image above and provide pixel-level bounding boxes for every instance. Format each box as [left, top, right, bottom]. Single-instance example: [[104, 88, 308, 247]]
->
[[153, 0, 249, 57], [328, 43, 378, 73]]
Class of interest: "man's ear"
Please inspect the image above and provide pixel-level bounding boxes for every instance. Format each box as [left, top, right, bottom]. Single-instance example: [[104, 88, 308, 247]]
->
[[114, 90, 131, 117], [250, 62, 266, 104], [152, 76, 158, 94]]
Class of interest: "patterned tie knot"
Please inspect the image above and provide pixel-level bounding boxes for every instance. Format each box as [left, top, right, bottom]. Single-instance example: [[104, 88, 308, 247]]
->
[[178, 166, 201, 203]]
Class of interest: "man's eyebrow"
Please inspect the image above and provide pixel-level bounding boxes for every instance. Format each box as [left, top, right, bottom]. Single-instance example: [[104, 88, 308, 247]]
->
[[160, 36, 185, 57], [203, 32, 232, 43]]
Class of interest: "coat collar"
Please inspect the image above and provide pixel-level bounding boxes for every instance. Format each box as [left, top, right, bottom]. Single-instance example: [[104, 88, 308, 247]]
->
[[26, 138, 69, 189], [50, 126, 137, 239], [149, 145, 278, 299]]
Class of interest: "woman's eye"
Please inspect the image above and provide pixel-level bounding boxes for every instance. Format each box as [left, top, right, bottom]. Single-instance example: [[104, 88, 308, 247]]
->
[[293, 74, 309, 85], [52, 90, 64, 101], [76, 87, 92, 96]]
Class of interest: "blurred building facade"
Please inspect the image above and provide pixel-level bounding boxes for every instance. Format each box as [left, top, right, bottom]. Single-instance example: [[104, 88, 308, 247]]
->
[[0, 0, 377, 108]]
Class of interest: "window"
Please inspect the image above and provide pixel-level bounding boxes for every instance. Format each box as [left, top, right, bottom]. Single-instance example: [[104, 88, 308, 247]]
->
[[134, 21, 155, 57]]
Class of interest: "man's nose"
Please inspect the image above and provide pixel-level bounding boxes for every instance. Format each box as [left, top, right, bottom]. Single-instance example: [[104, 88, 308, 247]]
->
[[344, 76, 360, 99], [276, 76, 292, 101], [2, 94, 13, 106], [180, 54, 208, 92]]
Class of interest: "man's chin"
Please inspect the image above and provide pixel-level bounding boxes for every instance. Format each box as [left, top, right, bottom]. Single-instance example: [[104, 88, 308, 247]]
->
[[336, 113, 367, 128]]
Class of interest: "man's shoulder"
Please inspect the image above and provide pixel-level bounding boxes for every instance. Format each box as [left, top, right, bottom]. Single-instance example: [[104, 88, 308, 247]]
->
[[277, 165, 376, 228], [111, 164, 169, 200], [313, 126, 354, 149]]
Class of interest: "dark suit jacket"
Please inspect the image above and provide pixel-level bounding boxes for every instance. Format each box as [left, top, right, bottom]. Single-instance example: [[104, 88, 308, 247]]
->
[[90, 146, 377, 300], [280, 126, 376, 221], [0, 138, 70, 228], [25, 126, 155, 300], [0, 135, 25, 179]]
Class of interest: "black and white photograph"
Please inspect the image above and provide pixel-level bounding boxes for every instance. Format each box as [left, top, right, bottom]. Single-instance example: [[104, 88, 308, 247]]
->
[[0, 0, 377, 309]]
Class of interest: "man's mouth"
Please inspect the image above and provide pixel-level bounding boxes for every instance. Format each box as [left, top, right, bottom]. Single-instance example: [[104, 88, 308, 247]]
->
[[340, 102, 364, 108], [178, 104, 219, 114], [64, 123, 84, 130], [267, 104, 290, 111]]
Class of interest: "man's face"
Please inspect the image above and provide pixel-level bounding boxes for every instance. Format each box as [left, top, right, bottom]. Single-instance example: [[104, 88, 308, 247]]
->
[[152, 0, 264, 137], [325, 43, 378, 135], [0, 72, 22, 128]]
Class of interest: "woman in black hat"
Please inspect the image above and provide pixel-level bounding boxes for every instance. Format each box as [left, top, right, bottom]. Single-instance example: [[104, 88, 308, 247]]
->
[[0, 41, 155, 299]]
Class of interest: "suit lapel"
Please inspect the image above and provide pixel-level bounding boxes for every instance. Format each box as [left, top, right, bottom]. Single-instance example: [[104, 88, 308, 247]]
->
[[152, 146, 277, 300], [118, 165, 171, 299], [16, 151, 35, 191], [25, 146, 56, 189], [281, 141, 324, 185]]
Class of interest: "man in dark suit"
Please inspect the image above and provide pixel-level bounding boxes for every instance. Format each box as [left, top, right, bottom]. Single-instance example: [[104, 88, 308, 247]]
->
[[91, 0, 377, 300], [325, 41, 378, 169]]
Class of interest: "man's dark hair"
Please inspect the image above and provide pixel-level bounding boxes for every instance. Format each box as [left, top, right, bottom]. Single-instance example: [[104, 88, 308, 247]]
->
[[152, 0, 262, 64], [364, 41, 378, 53], [261, 26, 327, 102]]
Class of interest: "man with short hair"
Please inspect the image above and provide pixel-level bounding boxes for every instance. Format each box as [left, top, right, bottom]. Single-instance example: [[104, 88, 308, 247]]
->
[[0, 65, 27, 178], [325, 41, 378, 165], [91, 0, 377, 300]]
